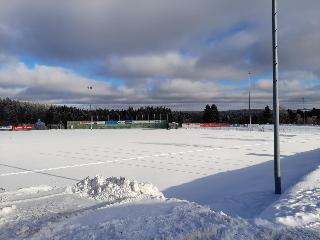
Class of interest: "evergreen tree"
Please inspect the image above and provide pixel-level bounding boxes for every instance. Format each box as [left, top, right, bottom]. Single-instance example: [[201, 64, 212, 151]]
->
[[211, 104, 220, 122], [202, 104, 220, 123], [263, 105, 272, 123], [203, 104, 212, 123]]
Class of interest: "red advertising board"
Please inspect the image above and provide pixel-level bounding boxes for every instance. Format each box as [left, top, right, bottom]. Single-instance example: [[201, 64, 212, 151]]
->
[[199, 123, 230, 128], [14, 125, 33, 131]]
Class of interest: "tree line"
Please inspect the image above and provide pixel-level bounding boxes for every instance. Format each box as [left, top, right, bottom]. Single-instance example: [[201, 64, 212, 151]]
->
[[0, 98, 319, 127], [183, 104, 320, 125], [0, 98, 175, 127]]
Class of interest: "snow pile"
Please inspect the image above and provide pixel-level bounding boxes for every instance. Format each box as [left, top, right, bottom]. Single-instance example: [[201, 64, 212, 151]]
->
[[24, 200, 320, 240], [0, 205, 16, 216], [1, 177, 320, 239], [17, 185, 53, 195], [70, 175, 164, 202]]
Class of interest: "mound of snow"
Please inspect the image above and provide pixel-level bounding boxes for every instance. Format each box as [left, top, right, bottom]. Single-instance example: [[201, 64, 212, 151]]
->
[[17, 185, 53, 195], [18, 199, 320, 240], [69, 175, 164, 202], [0, 205, 16, 216]]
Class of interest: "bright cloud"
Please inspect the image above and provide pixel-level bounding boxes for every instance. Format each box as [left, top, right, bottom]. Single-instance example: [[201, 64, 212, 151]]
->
[[0, 57, 145, 103]]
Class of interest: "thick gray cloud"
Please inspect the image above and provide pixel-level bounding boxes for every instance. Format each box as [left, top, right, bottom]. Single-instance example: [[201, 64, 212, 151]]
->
[[0, 0, 245, 59], [0, 0, 319, 109]]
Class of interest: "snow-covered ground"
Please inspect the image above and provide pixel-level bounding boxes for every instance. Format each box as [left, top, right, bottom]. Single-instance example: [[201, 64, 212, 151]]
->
[[1, 127, 320, 239], [260, 163, 320, 230]]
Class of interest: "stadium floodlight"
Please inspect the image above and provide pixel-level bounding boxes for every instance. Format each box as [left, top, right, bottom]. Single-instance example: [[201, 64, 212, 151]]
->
[[272, 0, 281, 194], [298, 97, 311, 125], [302, 97, 306, 124], [248, 71, 252, 130], [87, 86, 93, 130]]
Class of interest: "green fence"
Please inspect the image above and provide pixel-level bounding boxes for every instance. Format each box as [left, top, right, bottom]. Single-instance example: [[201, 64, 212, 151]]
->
[[67, 120, 167, 129]]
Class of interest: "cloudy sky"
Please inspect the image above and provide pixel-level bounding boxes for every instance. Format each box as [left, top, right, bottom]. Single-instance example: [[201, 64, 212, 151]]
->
[[0, 0, 319, 110]]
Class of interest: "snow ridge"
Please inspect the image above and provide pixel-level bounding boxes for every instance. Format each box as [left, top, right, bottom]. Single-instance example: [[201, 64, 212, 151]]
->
[[69, 175, 164, 202], [0, 205, 16, 216]]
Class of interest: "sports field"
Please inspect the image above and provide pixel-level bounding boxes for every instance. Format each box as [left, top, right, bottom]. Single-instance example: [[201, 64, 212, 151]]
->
[[1, 127, 320, 239], [1, 128, 319, 214]]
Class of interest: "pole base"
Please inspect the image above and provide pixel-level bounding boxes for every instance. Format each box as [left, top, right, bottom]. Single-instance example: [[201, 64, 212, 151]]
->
[[275, 176, 281, 194]]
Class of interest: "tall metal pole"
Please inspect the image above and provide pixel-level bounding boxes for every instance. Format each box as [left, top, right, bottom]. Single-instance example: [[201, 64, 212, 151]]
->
[[87, 86, 93, 130], [272, 0, 281, 194], [90, 103, 93, 130], [248, 71, 252, 129], [302, 97, 305, 125]]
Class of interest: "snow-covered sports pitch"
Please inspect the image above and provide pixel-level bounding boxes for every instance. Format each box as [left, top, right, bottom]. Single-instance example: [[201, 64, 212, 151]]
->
[[1, 127, 320, 239]]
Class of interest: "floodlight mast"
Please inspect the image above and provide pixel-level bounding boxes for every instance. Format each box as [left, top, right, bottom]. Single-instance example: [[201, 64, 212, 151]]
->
[[248, 71, 252, 130], [87, 86, 93, 130], [302, 97, 306, 124], [272, 0, 281, 194]]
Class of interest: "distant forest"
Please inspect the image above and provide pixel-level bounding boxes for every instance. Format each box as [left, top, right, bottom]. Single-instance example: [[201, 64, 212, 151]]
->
[[0, 98, 319, 127]]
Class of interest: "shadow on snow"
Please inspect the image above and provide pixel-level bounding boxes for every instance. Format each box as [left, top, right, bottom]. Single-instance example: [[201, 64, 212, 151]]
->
[[164, 148, 320, 219]]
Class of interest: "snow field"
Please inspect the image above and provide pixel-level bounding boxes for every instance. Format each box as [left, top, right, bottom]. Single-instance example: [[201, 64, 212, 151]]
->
[[1, 128, 319, 192], [0, 127, 320, 239]]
